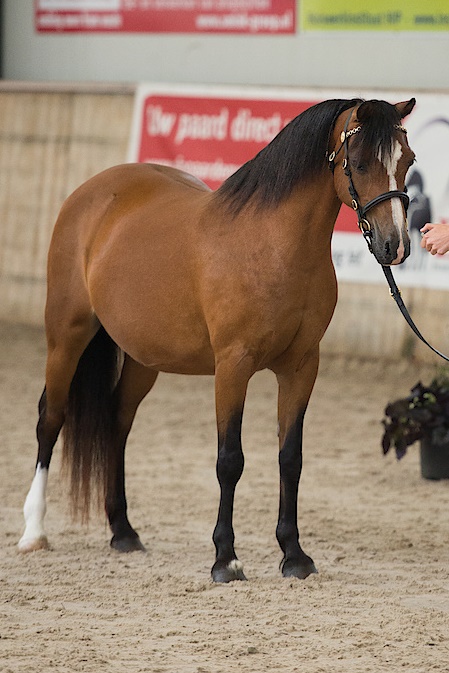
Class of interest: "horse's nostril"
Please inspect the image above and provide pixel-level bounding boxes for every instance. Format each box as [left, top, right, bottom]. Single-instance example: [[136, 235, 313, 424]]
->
[[385, 241, 391, 257]]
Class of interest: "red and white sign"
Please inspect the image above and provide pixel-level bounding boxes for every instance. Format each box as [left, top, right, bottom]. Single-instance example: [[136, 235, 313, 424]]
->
[[35, 0, 296, 34], [129, 87, 360, 233], [128, 85, 449, 289], [137, 96, 304, 186]]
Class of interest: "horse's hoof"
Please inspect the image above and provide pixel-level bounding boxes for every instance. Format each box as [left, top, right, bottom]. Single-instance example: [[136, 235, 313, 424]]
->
[[280, 556, 318, 579], [17, 535, 49, 553], [212, 559, 247, 583], [110, 535, 146, 553]]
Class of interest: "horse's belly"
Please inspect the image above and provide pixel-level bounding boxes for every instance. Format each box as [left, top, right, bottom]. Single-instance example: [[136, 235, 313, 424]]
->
[[122, 335, 215, 375], [94, 290, 215, 374], [88, 267, 215, 375]]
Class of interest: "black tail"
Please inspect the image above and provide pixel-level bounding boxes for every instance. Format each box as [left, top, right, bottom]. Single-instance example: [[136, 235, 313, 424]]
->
[[62, 326, 122, 522]]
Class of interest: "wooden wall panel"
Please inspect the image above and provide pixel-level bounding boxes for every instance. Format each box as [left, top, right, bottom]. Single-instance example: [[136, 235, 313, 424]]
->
[[0, 90, 134, 325]]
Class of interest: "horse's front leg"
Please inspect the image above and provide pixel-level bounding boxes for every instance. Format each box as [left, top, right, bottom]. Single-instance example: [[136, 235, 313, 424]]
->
[[211, 356, 253, 583], [274, 348, 319, 579]]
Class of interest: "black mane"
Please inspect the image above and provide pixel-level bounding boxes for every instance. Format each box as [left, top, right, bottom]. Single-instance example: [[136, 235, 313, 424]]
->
[[215, 98, 403, 215]]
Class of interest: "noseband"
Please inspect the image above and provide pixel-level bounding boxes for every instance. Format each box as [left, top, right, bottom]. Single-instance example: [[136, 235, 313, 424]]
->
[[328, 108, 409, 253]]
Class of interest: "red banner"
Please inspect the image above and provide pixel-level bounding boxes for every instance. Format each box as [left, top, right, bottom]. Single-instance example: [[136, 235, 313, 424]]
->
[[35, 0, 296, 34], [131, 92, 358, 232]]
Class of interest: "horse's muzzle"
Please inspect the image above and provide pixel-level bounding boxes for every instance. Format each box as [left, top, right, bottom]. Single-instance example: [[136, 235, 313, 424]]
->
[[372, 229, 410, 266]]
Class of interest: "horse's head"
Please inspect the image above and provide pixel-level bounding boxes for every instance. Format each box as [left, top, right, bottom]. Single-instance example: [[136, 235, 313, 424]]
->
[[330, 98, 416, 266]]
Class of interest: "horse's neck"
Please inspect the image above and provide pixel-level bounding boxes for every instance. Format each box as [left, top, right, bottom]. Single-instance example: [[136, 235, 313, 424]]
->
[[275, 179, 341, 248], [209, 174, 341, 258]]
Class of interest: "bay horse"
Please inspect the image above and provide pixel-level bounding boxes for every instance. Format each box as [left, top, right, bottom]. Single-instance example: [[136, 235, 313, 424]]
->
[[18, 97, 416, 582]]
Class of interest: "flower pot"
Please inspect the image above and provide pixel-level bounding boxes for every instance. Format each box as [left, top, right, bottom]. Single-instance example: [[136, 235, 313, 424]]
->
[[420, 436, 449, 480]]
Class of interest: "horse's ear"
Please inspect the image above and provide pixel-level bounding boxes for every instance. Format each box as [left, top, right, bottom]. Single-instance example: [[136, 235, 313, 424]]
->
[[355, 101, 377, 123], [356, 98, 416, 123], [395, 98, 416, 119]]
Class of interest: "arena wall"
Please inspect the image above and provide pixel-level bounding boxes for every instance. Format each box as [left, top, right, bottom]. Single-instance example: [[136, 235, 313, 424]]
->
[[0, 83, 134, 325], [1, 82, 448, 364]]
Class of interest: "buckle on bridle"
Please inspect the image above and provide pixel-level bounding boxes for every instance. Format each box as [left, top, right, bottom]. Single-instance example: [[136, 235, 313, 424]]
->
[[358, 218, 371, 234], [390, 286, 401, 298], [359, 218, 373, 253]]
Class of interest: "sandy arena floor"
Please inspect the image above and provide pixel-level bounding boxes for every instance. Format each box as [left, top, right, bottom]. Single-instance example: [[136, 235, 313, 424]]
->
[[1, 322, 448, 673]]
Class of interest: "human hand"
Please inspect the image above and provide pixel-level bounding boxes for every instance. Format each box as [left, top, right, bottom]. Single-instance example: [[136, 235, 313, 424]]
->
[[420, 223, 449, 255]]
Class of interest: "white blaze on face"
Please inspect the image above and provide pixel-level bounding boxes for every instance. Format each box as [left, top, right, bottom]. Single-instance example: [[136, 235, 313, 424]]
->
[[379, 140, 406, 262]]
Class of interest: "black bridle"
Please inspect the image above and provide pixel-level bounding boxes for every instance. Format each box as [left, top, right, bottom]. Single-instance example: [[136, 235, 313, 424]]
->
[[329, 108, 449, 363], [328, 108, 410, 253]]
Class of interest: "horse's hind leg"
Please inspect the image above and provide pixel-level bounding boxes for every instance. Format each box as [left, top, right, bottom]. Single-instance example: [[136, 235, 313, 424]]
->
[[17, 387, 54, 551], [107, 355, 159, 553], [18, 317, 98, 552]]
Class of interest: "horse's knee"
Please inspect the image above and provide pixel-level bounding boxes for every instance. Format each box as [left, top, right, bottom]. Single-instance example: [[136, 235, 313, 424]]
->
[[216, 411, 244, 485], [216, 445, 244, 486]]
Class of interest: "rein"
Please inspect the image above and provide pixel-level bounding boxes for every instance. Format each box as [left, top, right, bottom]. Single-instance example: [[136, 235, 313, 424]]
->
[[381, 266, 449, 362], [330, 108, 449, 364]]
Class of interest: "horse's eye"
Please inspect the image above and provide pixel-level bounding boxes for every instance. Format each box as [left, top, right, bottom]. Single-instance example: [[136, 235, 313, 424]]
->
[[350, 158, 366, 173]]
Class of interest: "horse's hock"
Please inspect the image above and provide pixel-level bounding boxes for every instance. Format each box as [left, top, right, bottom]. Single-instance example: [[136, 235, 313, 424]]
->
[[0, 83, 447, 364]]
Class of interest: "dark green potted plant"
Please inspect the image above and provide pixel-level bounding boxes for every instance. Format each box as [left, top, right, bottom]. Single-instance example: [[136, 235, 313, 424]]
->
[[382, 375, 449, 480]]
